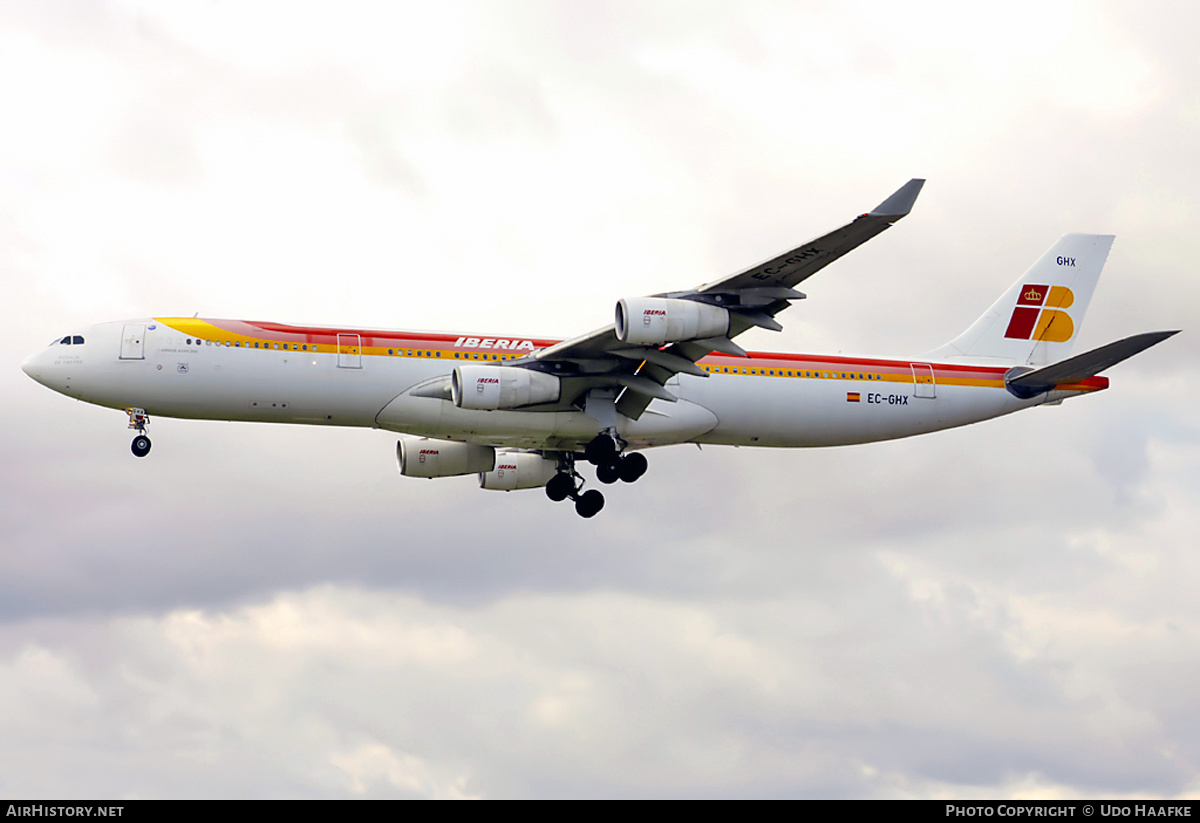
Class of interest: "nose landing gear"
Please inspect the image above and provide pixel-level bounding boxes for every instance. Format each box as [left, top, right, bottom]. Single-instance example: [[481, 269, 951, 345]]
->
[[127, 408, 151, 458]]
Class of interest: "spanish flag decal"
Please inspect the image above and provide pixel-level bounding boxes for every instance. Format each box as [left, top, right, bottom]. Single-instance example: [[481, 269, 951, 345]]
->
[[847, 392, 861, 402]]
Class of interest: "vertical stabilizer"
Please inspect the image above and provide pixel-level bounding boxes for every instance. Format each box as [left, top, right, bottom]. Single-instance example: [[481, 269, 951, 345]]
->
[[927, 234, 1114, 365]]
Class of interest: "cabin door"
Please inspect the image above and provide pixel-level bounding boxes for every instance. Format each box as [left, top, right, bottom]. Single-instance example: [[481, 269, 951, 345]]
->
[[120, 324, 146, 360], [910, 363, 936, 398], [337, 333, 362, 369]]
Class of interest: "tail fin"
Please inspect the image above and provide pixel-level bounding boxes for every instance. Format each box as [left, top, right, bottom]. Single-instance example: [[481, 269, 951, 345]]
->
[[927, 234, 1114, 365]]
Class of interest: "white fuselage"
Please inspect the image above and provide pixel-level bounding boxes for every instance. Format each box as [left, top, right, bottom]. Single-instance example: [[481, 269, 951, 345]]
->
[[23, 317, 1101, 453]]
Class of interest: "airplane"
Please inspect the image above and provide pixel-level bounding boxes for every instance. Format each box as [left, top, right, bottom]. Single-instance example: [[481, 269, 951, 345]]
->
[[21, 179, 1179, 517]]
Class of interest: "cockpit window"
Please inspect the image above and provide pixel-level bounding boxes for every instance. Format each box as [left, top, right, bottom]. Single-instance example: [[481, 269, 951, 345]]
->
[[59, 336, 71, 345], [71, 335, 84, 345]]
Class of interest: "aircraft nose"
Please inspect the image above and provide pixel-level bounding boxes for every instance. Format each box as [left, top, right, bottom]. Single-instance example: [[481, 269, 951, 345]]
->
[[21, 351, 50, 387]]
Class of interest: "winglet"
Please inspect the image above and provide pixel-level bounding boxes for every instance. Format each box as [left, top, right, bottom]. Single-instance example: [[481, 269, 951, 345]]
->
[[868, 178, 925, 218]]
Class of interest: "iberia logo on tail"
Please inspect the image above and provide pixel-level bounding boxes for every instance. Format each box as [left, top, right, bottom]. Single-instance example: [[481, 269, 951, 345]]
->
[[1004, 284, 1076, 342]]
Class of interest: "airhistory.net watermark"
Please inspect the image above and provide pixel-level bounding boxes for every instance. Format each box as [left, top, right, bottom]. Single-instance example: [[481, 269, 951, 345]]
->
[[6, 807, 123, 817]]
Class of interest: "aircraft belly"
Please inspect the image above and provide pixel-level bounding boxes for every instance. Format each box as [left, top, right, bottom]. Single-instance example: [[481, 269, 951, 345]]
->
[[375, 393, 718, 450], [376, 393, 576, 446], [618, 399, 718, 447]]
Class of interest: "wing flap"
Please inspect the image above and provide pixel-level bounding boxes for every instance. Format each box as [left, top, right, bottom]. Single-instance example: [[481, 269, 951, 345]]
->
[[612, 347, 710, 377]]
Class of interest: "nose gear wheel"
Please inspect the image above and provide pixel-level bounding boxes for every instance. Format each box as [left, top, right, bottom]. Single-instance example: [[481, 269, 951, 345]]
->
[[126, 408, 152, 458]]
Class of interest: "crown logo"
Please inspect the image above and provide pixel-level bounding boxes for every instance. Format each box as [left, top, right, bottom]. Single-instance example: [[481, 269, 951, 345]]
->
[[1023, 287, 1043, 302]]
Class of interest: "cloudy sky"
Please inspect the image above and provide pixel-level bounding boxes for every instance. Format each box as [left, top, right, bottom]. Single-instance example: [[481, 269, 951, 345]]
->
[[3, 0, 1199, 799]]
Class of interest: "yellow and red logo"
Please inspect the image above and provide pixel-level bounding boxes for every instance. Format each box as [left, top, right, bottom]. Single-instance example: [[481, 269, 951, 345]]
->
[[1004, 284, 1075, 342]]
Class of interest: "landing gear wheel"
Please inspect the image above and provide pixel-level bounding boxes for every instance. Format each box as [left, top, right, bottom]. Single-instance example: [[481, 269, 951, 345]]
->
[[596, 461, 621, 484], [618, 452, 648, 483], [584, 434, 618, 466], [126, 409, 151, 457], [545, 472, 574, 502], [575, 489, 605, 518]]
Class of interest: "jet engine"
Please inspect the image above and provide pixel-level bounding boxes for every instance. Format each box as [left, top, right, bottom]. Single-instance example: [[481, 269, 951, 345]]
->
[[479, 451, 558, 491], [451, 365, 561, 411], [397, 436, 495, 478], [615, 297, 729, 346]]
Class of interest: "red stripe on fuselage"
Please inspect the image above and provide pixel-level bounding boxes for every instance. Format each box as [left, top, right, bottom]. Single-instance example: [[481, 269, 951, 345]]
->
[[183, 318, 1108, 390]]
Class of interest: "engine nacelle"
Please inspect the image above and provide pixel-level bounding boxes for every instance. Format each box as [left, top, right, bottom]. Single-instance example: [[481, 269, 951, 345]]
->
[[479, 451, 559, 491], [397, 436, 495, 478], [615, 297, 729, 346], [451, 365, 561, 410]]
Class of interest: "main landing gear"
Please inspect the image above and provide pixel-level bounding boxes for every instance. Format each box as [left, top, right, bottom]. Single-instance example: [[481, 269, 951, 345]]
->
[[545, 435, 650, 518], [127, 408, 152, 457], [584, 434, 648, 485], [545, 456, 605, 518]]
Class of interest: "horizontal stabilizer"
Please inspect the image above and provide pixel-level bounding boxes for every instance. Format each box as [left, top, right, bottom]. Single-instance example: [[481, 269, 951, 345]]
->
[[1006, 330, 1179, 398]]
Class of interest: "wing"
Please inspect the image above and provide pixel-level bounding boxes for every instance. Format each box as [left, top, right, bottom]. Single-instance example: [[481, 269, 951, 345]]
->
[[695, 177, 926, 295], [512, 179, 925, 419]]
